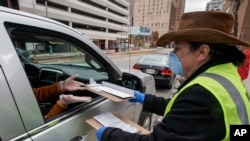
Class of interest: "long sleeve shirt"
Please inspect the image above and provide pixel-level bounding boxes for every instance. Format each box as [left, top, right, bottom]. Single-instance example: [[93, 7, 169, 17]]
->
[[33, 83, 67, 119]]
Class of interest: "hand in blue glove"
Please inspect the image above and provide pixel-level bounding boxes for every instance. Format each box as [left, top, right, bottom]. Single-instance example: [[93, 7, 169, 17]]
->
[[96, 126, 107, 141], [129, 90, 145, 104]]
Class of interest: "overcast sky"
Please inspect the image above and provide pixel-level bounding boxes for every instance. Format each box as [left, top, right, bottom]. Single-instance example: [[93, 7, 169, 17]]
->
[[184, 0, 211, 13]]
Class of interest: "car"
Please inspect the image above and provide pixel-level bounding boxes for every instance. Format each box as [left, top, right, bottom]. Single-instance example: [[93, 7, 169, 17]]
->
[[0, 7, 156, 141], [133, 53, 176, 89]]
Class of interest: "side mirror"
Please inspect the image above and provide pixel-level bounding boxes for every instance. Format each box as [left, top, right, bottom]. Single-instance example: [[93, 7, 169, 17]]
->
[[122, 70, 156, 95], [122, 70, 156, 130]]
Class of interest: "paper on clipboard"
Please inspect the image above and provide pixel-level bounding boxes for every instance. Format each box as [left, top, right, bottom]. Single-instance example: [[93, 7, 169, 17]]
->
[[93, 112, 138, 133], [89, 81, 134, 98], [86, 113, 150, 134]]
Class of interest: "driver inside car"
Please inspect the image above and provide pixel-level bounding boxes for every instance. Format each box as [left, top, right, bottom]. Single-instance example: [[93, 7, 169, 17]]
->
[[33, 74, 92, 119]]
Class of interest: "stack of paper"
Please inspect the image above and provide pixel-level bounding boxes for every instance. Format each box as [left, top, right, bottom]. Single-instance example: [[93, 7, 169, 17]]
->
[[89, 81, 134, 99], [93, 112, 139, 133]]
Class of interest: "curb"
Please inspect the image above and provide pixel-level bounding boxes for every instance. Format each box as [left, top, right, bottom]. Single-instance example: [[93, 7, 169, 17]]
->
[[29, 49, 160, 63]]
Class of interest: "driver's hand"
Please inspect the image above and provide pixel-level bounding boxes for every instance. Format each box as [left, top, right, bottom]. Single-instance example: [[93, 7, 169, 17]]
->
[[60, 74, 86, 92]]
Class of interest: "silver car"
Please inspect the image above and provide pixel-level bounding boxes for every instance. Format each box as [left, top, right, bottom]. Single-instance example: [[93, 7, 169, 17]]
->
[[0, 7, 155, 141]]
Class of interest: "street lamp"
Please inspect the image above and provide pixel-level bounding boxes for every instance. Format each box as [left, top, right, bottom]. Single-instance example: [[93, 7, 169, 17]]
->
[[139, 26, 142, 48]]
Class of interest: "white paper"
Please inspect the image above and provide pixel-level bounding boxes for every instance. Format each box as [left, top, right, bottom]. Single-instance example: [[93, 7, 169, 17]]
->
[[94, 112, 138, 133], [88, 81, 134, 98], [93, 86, 133, 98], [101, 81, 134, 95]]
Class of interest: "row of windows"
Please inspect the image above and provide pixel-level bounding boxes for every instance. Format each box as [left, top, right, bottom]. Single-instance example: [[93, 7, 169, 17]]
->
[[36, 0, 128, 21], [138, 9, 169, 12], [138, 23, 168, 28], [36, 0, 128, 33], [52, 19, 123, 34]]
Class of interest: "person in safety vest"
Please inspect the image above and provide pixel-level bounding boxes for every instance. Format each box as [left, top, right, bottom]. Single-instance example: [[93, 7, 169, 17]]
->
[[238, 50, 250, 80], [95, 11, 250, 141], [34, 74, 92, 119]]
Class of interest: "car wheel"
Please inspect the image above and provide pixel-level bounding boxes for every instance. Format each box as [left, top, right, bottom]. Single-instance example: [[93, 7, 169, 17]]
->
[[138, 111, 152, 131]]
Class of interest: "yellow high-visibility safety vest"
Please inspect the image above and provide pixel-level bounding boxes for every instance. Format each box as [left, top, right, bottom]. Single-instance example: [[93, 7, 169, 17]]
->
[[164, 63, 250, 141]]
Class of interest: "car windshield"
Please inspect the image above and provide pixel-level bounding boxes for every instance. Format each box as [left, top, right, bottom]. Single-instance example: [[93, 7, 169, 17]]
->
[[138, 54, 168, 66]]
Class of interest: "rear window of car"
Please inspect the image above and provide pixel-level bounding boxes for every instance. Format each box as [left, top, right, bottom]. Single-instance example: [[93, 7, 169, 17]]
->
[[138, 54, 169, 66]]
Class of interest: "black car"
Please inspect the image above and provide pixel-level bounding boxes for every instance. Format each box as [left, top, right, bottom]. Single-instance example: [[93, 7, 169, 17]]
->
[[133, 53, 176, 89]]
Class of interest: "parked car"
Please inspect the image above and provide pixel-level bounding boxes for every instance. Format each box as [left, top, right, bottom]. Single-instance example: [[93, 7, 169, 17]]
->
[[133, 53, 176, 89], [0, 7, 156, 141]]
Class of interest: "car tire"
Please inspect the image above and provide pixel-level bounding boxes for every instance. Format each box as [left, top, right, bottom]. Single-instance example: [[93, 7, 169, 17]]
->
[[138, 111, 153, 131]]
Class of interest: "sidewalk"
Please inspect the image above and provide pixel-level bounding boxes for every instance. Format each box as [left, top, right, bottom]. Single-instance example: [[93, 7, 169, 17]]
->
[[29, 48, 168, 62]]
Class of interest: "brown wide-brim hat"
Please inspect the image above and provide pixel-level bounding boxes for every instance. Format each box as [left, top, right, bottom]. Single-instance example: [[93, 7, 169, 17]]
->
[[157, 11, 250, 47]]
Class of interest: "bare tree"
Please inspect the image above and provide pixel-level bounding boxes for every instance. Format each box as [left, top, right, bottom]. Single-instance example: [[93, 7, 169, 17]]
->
[[232, 0, 244, 37]]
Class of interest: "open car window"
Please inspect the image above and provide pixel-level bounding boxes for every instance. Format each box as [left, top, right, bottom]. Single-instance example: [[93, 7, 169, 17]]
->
[[7, 24, 110, 121], [10, 29, 109, 84]]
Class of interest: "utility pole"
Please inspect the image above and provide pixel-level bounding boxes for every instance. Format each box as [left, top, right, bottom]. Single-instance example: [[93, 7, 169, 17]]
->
[[233, 0, 244, 37], [45, 0, 48, 18]]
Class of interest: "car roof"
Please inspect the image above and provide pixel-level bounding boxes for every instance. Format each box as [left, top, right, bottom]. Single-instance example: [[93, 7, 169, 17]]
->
[[142, 53, 169, 56], [137, 53, 169, 66]]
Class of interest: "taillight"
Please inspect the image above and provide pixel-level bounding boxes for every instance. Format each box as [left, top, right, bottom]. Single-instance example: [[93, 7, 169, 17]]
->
[[161, 68, 172, 76], [133, 64, 140, 70]]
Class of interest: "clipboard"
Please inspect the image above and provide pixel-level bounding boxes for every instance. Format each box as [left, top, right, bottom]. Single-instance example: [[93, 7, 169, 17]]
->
[[84, 82, 135, 102], [86, 113, 150, 134], [85, 87, 130, 102]]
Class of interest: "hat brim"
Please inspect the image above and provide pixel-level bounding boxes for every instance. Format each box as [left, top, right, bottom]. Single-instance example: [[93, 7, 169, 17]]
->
[[157, 28, 250, 47]]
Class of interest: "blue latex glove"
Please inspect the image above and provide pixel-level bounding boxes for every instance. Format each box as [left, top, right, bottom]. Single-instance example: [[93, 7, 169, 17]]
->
[[96, 126, 107, 141], [129, 90, 145, 104]]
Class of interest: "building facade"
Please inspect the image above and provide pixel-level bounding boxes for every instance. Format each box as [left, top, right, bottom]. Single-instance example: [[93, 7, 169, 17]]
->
[[1, 0, 130, 49], [174, 0, 185, 31], [206, 0, 225, 11], [133, 0, 177, 37], [222, 0, 250, 50], [132, 0, 185, 47]]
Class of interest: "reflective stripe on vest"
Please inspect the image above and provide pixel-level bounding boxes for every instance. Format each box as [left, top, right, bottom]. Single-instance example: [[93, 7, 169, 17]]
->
[[200, 73, 249, 124]]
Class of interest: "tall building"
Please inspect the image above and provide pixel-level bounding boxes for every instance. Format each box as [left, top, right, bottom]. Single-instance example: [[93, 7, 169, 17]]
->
[[1, 0, 130, 50], [133, 0, 176, 37], [132, 0, 185, 47], [222, 0, 250, 50], [174, 0, 186, 31], [206, 0, 225, 11]]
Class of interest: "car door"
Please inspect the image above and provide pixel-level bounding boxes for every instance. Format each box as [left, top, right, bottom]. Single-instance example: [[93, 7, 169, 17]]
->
[[0, 67, 32, 141]]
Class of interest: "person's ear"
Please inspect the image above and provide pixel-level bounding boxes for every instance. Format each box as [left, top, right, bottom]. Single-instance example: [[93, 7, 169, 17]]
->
[[197, 44, 210, 61]]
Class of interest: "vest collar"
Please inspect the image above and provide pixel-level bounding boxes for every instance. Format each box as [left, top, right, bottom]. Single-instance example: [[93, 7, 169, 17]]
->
[[178, 59, 231, 90]]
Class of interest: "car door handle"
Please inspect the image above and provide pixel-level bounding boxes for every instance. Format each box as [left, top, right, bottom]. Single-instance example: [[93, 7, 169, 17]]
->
[[70, 135, 88, 141]]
